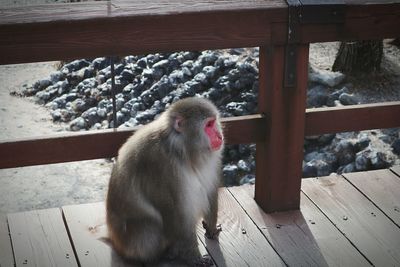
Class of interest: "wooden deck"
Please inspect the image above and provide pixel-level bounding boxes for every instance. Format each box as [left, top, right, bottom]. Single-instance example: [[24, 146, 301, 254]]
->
[[1, 166, 400, 266]]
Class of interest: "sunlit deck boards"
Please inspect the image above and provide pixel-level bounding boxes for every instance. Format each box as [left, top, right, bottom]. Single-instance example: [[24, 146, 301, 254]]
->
[[2, 167, 400, 267]]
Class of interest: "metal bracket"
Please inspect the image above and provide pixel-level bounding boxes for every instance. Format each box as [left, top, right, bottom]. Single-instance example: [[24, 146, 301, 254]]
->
[[284, 0, 345, 87]]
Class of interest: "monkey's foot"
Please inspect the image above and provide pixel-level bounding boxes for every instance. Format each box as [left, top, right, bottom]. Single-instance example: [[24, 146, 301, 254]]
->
[[202, 221, 222, 239], [194, 255, 214, 267]]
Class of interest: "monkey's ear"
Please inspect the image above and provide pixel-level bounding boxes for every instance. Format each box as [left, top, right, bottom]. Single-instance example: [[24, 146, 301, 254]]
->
[[173, 116, 184, 132]]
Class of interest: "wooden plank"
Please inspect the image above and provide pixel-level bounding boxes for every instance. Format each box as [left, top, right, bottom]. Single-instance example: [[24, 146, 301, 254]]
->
[[255, 44, 309, 212], [0, 1, 287, 64], [302, 174, 400, 266], [0, 115, 265, 169], [62, 202, 130, 267], [343, 169, 400, 227], [229, 185, 369, 267], [305, 101, 400, 136], [62, 202, 210, 267], [298, 3, 400, 43], [392, 165, 400, 177], [7, 208, 77, 267], [0, 214, 14, 267], [197, 188, 285, 267]]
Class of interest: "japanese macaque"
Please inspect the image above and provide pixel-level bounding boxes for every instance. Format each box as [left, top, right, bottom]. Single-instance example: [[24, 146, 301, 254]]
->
[[106, 97, 224, 266]]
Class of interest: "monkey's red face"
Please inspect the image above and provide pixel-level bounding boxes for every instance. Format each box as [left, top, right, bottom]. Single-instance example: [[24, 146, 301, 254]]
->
[[204, 118, 223, 151]]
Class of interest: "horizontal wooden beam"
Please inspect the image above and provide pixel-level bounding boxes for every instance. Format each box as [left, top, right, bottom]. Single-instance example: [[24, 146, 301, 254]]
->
[[0, 0, 287, 64], [0, 115, 265, 169], [305, 101, 400, 136], [298, 3, 400, 43]]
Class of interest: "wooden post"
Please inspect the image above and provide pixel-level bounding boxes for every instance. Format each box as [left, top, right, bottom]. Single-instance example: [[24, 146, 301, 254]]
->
[[255, 44, 309, 212]]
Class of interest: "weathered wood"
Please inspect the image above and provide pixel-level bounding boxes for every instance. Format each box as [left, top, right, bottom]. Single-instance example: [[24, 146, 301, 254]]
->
[[62, 202, 135, 267], [197, 188, 285, 267], [0, 0, 287, 64], [228, 185, 370, 267], [298, 3, 400, 42], [305, 101, 400, 136], [392, 165, 400, 177], [0, 214, 14, 267], [302, 175, 400, 266], [7, 208, 78, 267], [255, 44, 309, 212], [62, 202, 211, 267], [0, 115, 265, 169], [343, 169, 400, 227]]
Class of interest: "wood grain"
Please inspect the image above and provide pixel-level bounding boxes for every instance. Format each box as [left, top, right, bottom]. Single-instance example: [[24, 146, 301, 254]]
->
[[255, 44, 309, 212], [197, 188, 285, 267], [0, 1, 287, 64], [0, 214, 14, 267], [0, 115, 265, 169], [305, 101, 400, 136], [62, 202, 132, 267], [229, 185, 369, 267], [62, 202, 211, 267], [343, 169, 400, 227], [302, 175, 400, 266], [7, 208, 77, 267]]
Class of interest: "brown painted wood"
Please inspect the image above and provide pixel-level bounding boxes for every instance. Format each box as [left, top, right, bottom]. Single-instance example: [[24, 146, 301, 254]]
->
[[197, 188, 285, 267], [0, 0, 287, 64], [298, 3, 400, 43], [343, 169, 400, 227], [0, 214, 14, 267], [255, 44, 309, 212], [305, 101, 400, 136], [228, 185, 370, 266], [62, 202, 135, 267], [7, 208, 78, 267], [0, 115, 265, 169], [302, 174, 400, 266]]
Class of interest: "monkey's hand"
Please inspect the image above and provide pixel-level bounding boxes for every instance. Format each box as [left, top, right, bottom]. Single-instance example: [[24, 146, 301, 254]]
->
[[202, 221, 222, 239]]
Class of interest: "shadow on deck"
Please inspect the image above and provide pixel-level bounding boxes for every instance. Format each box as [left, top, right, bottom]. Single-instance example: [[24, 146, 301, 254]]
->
[[1, 166, 400, 267]]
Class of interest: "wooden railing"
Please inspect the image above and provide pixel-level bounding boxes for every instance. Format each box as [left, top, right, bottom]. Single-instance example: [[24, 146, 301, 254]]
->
[[1, 0, 400, 213]]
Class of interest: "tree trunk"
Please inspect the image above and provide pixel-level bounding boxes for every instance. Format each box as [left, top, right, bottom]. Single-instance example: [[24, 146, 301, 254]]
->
[[332, 40, 383, 74]]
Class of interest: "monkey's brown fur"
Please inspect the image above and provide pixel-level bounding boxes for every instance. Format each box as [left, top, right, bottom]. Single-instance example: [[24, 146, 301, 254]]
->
[[106, 97, 223, 265]]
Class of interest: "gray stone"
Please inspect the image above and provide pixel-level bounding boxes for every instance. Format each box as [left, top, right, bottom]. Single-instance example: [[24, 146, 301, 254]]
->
[[339, 93, 359, 105], [355, 151, 370, 171], [309, 66, 346, 87], [237, 160, 251, 172], [392, 139, 400, 155], [70, 117, 87, 131]]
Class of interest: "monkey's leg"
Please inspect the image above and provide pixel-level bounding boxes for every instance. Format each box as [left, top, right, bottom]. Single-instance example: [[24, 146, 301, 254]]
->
[[202, 188, 221, 239], [113, 218, 167, 263]]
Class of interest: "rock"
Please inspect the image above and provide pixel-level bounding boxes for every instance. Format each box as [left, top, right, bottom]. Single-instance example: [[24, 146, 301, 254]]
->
[[50, 109, 62, 121], [309, 66, 346, 87], [339, 93, 359, 105], [370, 151, 390, 169], [239, 174, 255, 185], [334, 140, 356, 166], [237, 160, 251, 172], [355, 151, 371, 171], [307, 85, 329, 108], [63, 59, 90, 72], [341, 163, 356, 173], [392, 139, 400, 155], [70, 117, 87, 131], [223, 164, 239, 185], [303, 162, 318, 178]]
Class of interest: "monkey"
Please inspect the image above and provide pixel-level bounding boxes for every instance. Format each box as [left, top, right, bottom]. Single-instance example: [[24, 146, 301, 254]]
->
[[106, 97, 224, 266]]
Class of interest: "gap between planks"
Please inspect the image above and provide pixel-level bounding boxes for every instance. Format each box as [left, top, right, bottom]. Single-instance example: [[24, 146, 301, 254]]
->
[[301, 170, 400, 266]]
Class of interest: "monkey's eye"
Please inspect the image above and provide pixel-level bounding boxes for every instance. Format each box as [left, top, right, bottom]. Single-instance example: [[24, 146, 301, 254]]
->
[[206, 119, 215, 128]]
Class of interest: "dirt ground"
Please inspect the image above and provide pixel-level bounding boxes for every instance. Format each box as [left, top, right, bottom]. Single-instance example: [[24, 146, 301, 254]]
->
[[0, 41, 399, 215], [0, 62, 112, 214]]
